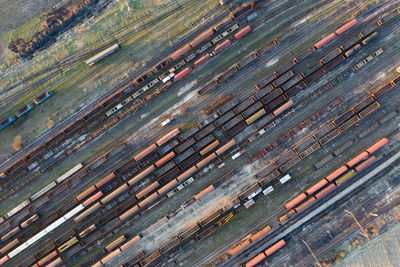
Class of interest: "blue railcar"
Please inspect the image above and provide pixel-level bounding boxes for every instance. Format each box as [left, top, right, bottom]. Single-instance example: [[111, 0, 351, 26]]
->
[[34, 91, 53, 105], [15, 104, 34, 118], [0, 116, 16, 130]]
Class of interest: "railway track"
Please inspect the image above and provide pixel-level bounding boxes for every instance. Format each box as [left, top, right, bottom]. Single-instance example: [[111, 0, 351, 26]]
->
[[0, 1, 232, 173]]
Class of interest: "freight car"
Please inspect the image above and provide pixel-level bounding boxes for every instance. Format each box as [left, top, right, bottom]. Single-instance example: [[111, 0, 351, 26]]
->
[[85, 44, 120, 66], [0, 116, 16, 130], [280, 138, 388, 222]]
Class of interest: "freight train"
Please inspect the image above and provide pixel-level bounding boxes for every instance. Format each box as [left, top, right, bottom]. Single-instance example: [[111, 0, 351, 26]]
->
[[0, 0, 273, 177], [1, 8, 399, 266], [279, 138, 388, 223], [0, 91, 52, 131]]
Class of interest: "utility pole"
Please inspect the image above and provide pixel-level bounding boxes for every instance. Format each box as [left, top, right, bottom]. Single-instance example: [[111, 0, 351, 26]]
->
[[345, 209, 370, 241], [302, 239, 321, 267]]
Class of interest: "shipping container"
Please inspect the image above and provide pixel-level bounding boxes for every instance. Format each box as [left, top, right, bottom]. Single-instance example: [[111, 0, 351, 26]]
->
[[180, 153, 200, 170], [304, 68, 326, 84], [373, 83, 393, 98], [335, 170, 356, 185], [346, 151, 369, 168], [65, 169, 88, 186], [299, 143, 321, 159], [230, 4, 253, 19], [281, 75, 303, 91], [355, 156, 376, 172], [222, 115, 243, 131], [200, 210, 221, 226], [179, 224, 200, 241], [336, 19, 358, 35], [261, 88, 283, 106], [246, 109, 266, 125], [196, 153, 217, 169], [255, 163, 275, 179], [128, 165, 155, 186], [245, 253, 266, 267], [366, 138, 388, 154], [190, 29, 214, 48], [250, 225, 272, 243], [213, 171, 234, 188], [359, 102, 380, 118], [214, 40, 231, 54], [326, 166, 348, 182], [195, 124, 216, 140], [285, 82, 306, 97], [294, 196, 317, 213], [314, 33, 336, 49], [237, 53, 257, 69], [256, 40, 275, 57], [275, 27, 296, 43], [339, 116, 359, 132], [255, 74, 276, 90], [215, 139, 237, 155], [229, 240, 251, 256], [234, 26, 252, 39], [315, 183, 336, 199], [218, 99, 239, 116], [252, 85, 273, 102], [273, 71, 294, 87], [198, 80, 218, 95], [200, 140, 220, 156], [362, 32, 378, 45], [265, 95, 286, 112], [226, 121, 247, 138], [285, 193, 306, 210], [345, 44, 362, 57], [275, 61, 296, 77], [194, 54, 211, 68], [239, 184, 262, 201], [259, 170, 280, 187], [320, 48, 342, 65], [170, 44, 191, 61], [275, 150, 294, 166], [319, 129, 340, 145]]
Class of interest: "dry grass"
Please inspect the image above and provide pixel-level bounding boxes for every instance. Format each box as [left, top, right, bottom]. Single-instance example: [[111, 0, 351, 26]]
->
[[12, 135, 22, 151]]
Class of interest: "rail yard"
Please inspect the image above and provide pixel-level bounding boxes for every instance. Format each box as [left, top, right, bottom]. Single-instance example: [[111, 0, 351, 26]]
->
[[0, 0, 400, 266]]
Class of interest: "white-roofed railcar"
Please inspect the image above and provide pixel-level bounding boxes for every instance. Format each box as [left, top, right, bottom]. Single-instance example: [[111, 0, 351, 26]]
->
[[85, 44, 120, 66]]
